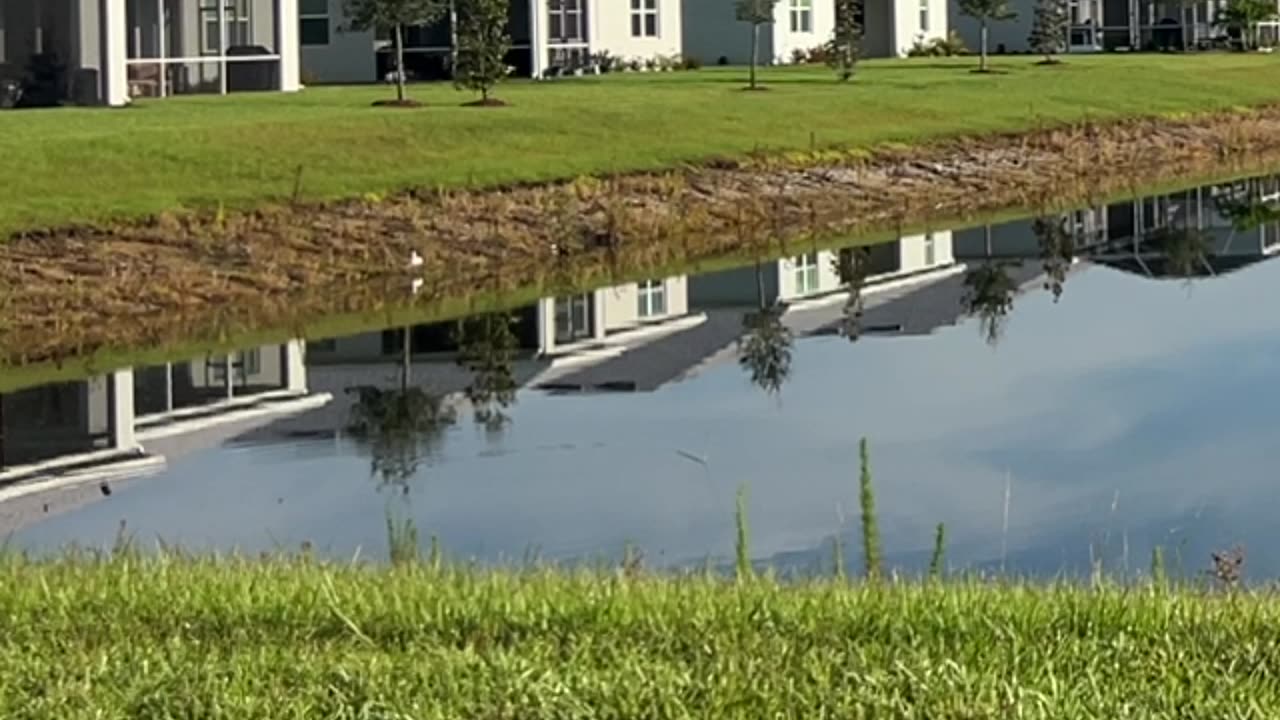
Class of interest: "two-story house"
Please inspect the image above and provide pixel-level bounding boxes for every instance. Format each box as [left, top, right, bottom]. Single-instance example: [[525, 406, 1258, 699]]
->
[[299, 0, 684, 82]]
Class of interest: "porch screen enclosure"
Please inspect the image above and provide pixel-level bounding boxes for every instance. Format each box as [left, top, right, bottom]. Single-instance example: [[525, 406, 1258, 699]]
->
[[125, 0, 291, 98]]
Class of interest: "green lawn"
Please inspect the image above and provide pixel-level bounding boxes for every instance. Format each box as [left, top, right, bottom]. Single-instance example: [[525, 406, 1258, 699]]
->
[[0, 555, 1276, 718], [3, 54, 1280, 235]]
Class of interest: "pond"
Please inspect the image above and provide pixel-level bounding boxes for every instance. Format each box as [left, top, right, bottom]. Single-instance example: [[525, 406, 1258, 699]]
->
[[3, 173, 1280, 580]]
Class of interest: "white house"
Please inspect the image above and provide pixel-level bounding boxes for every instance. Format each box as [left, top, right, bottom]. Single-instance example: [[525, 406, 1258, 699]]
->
[[309, 275, 697, 366], [949, 0, 1271, 54], [682, 0, 948, 65], [300, 0, 683, 83], [0, 0, 301, 107], [689, 231, 960, 308], [0, 341, 327, 496]]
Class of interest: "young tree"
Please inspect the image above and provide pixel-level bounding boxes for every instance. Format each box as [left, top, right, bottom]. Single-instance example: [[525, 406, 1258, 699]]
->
[[735, 0, 781, 90], [1027, 0, 1070, 63], [958, 0, 1018, 72], [344, 0, 447, 104], [453, 313, 519, 432], [1216, 0, 1278, 50], [739, 261, 793, 395], [963, 261, 1017, 346], [454, 0, 512, 104], [827, 0, 861, 81]]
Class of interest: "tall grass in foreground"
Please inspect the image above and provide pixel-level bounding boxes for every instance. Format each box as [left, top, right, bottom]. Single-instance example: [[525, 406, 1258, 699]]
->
[[0, 436, 1272, 716], [1, 551, 1279, 718]]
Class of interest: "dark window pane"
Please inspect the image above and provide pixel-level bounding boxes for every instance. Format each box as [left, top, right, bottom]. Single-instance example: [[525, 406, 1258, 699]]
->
[[299, 0, 327, 14], [631, 14, 642, 35], [300, 18, 330, 45], [646, 14, 657, 35]]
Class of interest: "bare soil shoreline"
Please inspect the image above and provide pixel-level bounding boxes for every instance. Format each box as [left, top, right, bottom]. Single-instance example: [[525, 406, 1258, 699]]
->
[[4, 106, 1280, 374]]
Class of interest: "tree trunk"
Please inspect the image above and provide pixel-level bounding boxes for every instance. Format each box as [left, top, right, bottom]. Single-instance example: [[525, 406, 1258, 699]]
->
[[449, 0, 459, 75], [394, 23, 407, 102], [984, 224, 994, 257], [980, 21, 989, 70], [750, 24, 759, 88], [401, 326, 412, 391]]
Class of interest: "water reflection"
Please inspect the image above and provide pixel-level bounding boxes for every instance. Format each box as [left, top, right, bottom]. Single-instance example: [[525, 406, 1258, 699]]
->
[[5, 173, 1280, 577]]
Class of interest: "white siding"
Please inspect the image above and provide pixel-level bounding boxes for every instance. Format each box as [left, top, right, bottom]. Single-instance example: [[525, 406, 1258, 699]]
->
[[592, 0, 683, 62], [300, 0, 375, 83], [771, 0, 835, 63], [893, 0, 947, 54], [777, 251, 840, 301], [601, 276, 690, 331], [896, 231, 955, 273]]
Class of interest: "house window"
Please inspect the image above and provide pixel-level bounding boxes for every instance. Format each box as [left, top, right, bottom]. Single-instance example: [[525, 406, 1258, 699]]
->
[[637, 280, 667, 318], [549, 0, 586, 43], [790, 0, 813, 33], [555, 294, 594, 344], [919, 0, 930, 32], [200, 0, 253, 55], [793, 253, 820, 295], [300, 0, 330, 46], [630, 0, 660, 37], [924, 233, 936, 266]]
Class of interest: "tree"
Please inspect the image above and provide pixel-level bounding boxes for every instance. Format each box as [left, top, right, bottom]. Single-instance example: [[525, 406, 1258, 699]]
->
[[833, 246, 872, 341], [736, 0, 781, 90], [344, 0, 447, 104], [453, 313, 519, 432], [1027, 0, 1070, 63], [963, 262, 1017, 346], [739, 262, 794, 395], [454, 0, 512, 104], [346, 326, 458, 494], [958, 0, 1017, 72], [1033, 215, 1074, 302], [827, 0, 862, 81], [1216, 0, 1278, 50], [1152, 227, 1212, 279]]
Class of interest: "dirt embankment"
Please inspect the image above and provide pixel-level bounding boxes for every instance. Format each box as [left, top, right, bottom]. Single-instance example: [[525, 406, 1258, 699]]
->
[[4, 107, 1280, 369]]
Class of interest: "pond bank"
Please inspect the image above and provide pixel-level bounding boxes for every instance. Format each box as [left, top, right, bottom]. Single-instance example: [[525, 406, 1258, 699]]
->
[[0, 556, 1273, 717], [5, 105, 1280, 370]]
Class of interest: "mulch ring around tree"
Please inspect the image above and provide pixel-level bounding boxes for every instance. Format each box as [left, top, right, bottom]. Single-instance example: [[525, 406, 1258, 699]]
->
[[372, 99, 425, 108], [462, 98, 509, 107]]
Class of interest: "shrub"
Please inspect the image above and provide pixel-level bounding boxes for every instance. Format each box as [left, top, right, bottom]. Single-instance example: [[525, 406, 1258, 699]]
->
[[681, 55, 703, 70], [906, 31, 970, 56]]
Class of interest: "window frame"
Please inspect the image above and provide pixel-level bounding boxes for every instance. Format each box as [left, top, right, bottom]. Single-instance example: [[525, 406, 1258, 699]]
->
[[790, 0, 814, 33], [299, 0, 331, 47], [630, 0, 660, 38], [793, 252, 820, 295], [200, 0, 254, 56], [636, 279, 667, 319]]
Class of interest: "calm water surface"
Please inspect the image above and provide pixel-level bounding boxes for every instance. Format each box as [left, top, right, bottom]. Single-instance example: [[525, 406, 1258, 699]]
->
[[6, 174, 1280, 579]]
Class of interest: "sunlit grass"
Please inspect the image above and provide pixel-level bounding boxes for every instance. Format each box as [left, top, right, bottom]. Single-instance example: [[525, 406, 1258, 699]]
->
[[2, 55, 1280, 234], [0, 550, 1277, 718]]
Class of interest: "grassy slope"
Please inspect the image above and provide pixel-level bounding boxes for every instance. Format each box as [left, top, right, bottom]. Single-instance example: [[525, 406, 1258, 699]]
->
[[2, 55, 1280, 234], [0, 558, 1275, 718]]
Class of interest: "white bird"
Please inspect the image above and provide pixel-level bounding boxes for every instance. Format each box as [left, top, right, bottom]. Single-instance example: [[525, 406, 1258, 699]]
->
[[408, 250, 424, 268]]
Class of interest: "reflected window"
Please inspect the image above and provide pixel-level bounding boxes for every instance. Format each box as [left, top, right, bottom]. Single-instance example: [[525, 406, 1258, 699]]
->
[[793, 253, 820, 295], [555, 294, 594, 343], [637, 280, 667, 318]]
